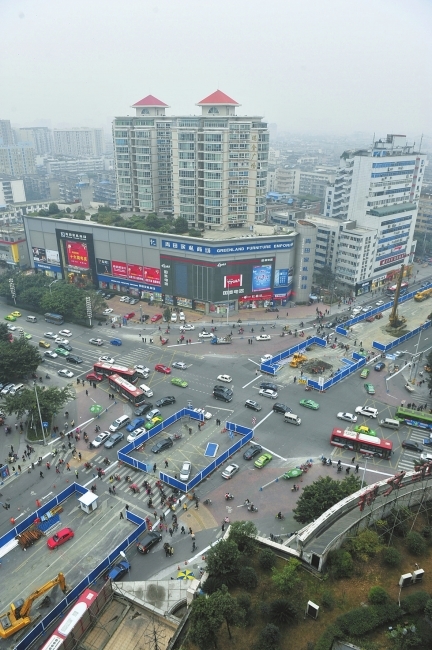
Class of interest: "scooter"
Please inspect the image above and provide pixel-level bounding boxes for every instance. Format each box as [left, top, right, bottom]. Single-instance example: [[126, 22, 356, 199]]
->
[[84, 462, 93, 469], [270, 324, 276, 329], [224, 493, 234, 500], [247, 505, 258, 512], [114, 473, 121, 481], [203, 498, 212, 505]]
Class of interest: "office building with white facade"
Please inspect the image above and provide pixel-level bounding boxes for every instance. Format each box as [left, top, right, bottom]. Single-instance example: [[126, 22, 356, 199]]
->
[[0, 120, 15, 146], [113, 91, 269, 229], [0, 175, 26, 206], [53, 128, 104, 158], [0, 144, 36, 176], [16, 127, 53, 155]]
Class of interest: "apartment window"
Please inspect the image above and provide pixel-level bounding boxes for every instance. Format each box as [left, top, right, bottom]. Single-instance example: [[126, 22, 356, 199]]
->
[[208, 107, 219, 114], [304, 248, 310, 253]]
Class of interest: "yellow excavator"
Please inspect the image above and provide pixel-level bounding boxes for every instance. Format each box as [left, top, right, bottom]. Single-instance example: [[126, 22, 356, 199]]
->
[[0, 573, 67, 638]]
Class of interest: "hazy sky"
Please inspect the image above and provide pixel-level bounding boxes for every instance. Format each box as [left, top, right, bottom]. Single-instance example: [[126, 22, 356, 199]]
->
[[1, 0, 431, 139]]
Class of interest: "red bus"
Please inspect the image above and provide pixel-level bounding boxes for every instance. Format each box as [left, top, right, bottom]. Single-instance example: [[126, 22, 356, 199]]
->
[[386, 282, 408, 297], [330, 427, 393, 459], [108, 374, 146, 405], [40, 588, 98, 650], [93, 362, 138, 384]]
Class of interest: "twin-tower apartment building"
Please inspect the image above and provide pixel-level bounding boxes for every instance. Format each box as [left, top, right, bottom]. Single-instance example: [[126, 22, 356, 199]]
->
[[113, 90, 269, 230]]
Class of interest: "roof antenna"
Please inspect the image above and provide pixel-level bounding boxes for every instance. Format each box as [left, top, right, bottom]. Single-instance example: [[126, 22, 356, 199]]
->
[[419, 133, 423, 153]]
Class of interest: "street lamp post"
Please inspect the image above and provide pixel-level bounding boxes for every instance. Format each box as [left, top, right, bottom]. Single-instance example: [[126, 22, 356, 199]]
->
[[48, 279, 61, 294], [226, 288, 231, 327], [9, 278, 16, 305], [86, 296, 93, 328], [33, 382, 47, 446]]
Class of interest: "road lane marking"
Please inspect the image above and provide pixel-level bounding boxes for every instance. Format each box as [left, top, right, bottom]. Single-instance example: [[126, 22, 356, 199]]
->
[[253, 411, 273, 429], [248, 358, 260, 366], [242, 376, 261, 388]]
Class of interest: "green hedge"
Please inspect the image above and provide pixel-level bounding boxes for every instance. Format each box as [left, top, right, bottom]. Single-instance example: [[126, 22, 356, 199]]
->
[[400, 590, 430, 614]]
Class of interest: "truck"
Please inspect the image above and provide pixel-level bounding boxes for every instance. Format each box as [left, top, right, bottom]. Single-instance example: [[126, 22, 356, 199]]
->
[[211, 336, 232, 345], [0, 573, 67, 638]]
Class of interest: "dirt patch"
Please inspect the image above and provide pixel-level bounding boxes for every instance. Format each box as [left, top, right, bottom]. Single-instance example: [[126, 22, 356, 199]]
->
[[302, 358, 333, 374]]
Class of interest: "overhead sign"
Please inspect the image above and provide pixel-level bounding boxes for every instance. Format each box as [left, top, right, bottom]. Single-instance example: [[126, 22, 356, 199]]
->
[[161, 238, 294, 256]]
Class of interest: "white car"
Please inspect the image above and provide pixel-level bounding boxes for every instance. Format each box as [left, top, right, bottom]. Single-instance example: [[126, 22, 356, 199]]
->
[[217, 374, 232, 383], [337, 412, 358, 423], [193, 407, 212, 420], [256, 334, 271, 341], [99, 356, 114, 363], [180, 324, 195, 331], [355, 406, 378, 418], [376, 300, 384, 306], [180, 461, 192, 481], [362, 306, 373, 313], [171, 313, 178, 322], [58, 368, 74, 378], [89, 338, 104, 346], [7, 324, 17, 331], [59, 329, 72, 337], [179, 311, 186, 321], [261, 354, 273, 363], [172, 361, 187, 370], [222, 463, 239, 479], [119, 296, 130, 302], [103, 308, 113, 315], [44, 332, 56, 339], [127, 427, 145, 442], [199, 332, 213, 339], [420, 452, 432, 462], [134, 365, 150, 378], [259, 388, 278, 399], [351, 308, 362, 315], [55, 337, 69, 344], [91, 431, 110, 447]]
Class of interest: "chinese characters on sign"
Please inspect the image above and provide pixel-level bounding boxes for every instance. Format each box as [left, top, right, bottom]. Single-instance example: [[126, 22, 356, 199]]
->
[[66, 241, 89, 269]]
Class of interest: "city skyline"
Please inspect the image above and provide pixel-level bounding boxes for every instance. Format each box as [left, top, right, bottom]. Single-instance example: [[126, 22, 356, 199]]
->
[[1, 0, 431, 136]]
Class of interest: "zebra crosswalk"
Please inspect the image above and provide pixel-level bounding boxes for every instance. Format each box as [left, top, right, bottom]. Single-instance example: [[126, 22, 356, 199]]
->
[[397, 429, 427, 472], [79, 456, 177, 514]]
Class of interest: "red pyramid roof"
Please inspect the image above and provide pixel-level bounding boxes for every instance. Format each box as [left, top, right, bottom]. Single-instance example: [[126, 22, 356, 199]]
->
[[132, 95, 169, 108], [197, 90, 239, 106]]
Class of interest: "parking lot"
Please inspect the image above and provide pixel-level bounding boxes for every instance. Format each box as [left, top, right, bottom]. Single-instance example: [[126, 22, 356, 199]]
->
[[128, 412, 239, 481]]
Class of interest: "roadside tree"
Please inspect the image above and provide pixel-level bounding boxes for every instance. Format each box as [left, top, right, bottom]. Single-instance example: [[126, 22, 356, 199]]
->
[[293, 474, 361, 524], [0, 323, 10, 343], [206, 539, 241, 578], [188, 597, 223, 649], [0, 338, 42, 383], [228, 520, 258, 554]]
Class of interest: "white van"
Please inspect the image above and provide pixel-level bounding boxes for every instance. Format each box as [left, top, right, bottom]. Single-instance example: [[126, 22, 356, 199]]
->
[[170, 313, 178, 323], [10, 383, 24, 395], [26, 315, 37, 323], [179, 311, 185, 321], [379, 418, 400, 430], [109, 414, 130, 432], [139, 383, 154, 398], [284, 412, 302, 426]]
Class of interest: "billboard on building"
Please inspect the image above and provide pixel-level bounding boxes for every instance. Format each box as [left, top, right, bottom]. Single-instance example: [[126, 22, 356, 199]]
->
[[143, 266, 161, 286], [46, 249, 60, 265], [96, 258, 112, 275], [66, 241, 90, 269], [127, 264, 144, 281], [32, 247, 47, 262], [112, 260, 128, 278], [55, 229, 96, 283], [252, 265, 272, 292]]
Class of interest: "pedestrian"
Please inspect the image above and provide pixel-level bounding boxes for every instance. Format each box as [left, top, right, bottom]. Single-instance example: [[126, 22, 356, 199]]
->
[[189, 527, 193, 535], [125, 504, 129, 511], [66, 463, 70, 471], [153, 463, 157, 473], [109, 487, 113, 494], [192, 541, 196, 552], [18, 465, 21, 473], [195, 501, 199, 509], [68, 441, 72, 449], [40, 471, 44, 479], [71, 419, 75, 427], [222, 522, 225, 532], [154, 510, 158, 520], [164, 460, 168, 468], [191, 532, 195, 541], [181, 526, 186, 534], [351, 457, 355, 463], [85, 390, 88, 396], [78, 452, 82, 461], [10, 445, 14, 453], [75, 469, 78, 478], [120, 511, 124, 519], [355, 464, 359, 473], [183, 502, 188, 511], [112, 485, 116, 494], [169, 527, 173, 537]]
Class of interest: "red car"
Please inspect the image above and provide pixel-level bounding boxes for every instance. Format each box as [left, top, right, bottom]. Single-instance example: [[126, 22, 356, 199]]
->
[[47, 527, 74, 549], [155, 364, 171, 374], [86, 372, 104, 382], [124, 312, 135, 320], [151, 314, 162, 322]]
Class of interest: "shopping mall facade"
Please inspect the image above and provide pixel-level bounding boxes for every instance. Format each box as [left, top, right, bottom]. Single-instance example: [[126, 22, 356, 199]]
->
[[22, 216, 312, 314]]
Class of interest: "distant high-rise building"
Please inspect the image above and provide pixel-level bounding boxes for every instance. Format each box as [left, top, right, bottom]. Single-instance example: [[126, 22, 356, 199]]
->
[[113, 91, 269, 229], [53, 127, 104, 158], [0, 144, 36, 176], [0, 120, 15, 146], [17, 127, 53, 155], [0, 174, 26, 206]]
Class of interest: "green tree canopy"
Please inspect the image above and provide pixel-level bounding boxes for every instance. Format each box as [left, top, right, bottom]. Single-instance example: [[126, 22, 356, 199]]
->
[[228, 520, 257, 554], [271, 558, 301, 594], [173, 216, 189, 233], [293, 474, 361, 524], [48, 203, 60, 214], [0, 338, 42, 383], [188, 596, 223, 649], [0, 323, 10, 343], [210, 584, 245, 639], [3, 384, 75, 437], [206, 539, 241, 577]]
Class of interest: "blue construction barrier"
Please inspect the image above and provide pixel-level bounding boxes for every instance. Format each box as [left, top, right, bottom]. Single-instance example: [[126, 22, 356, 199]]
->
[[117, 411, 254, 492], [260, 335, 327, 376], [371, 320, 432, 354]]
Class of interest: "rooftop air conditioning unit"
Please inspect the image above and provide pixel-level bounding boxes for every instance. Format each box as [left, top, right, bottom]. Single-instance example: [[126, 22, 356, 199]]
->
[[306, 601, 319, 620], [399, 573, 413, 587], [412, 569, 424, 583]]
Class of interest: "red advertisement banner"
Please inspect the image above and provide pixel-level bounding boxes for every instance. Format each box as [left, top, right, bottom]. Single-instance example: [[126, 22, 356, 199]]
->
[[127, 264, 144, 281], [66, 241, 89, 269], [224, 274, 243, 289], [112, 260, 128, 278], [143, 266, 161, 286]]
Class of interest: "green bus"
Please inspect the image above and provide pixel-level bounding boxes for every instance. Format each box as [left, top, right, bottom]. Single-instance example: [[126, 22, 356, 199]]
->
[[395, 406, 432, 430]]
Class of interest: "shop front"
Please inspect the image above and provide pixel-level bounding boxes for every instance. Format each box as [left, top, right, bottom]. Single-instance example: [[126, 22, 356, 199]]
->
[[355, 280, 372, 296]]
